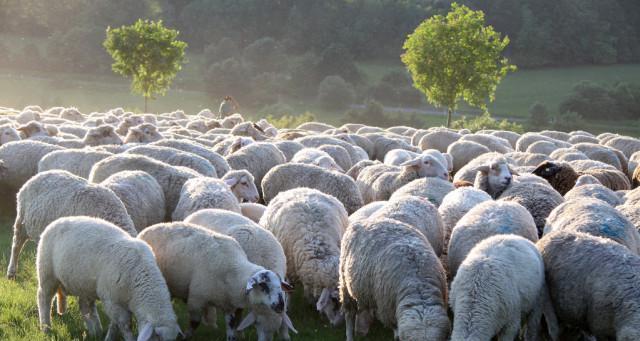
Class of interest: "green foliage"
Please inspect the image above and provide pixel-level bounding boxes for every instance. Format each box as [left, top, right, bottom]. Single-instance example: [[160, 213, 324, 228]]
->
[[559, 80, 640, 120], [317, 75, 356, 110], [528, 101, 550, 129], [204, 58, 249, 99], [104, 19, 187, 109], [452, 112, 524, 133], [316, 44, 362, 84], [243, 37, 285, 73], [344, 99, 428, 129], [368, 70, 423, 106], [203, 37, 240, 67], [266, 112, 316, 129], [552, 111, 584, 132], [402, 3, 516, 126]]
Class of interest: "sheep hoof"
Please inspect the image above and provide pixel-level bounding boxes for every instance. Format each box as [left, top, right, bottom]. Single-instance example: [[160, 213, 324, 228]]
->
[[6, 272, 16, 280]]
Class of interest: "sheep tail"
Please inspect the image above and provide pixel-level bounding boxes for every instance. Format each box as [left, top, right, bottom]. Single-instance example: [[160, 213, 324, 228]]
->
[[56, 287, 67, 315]]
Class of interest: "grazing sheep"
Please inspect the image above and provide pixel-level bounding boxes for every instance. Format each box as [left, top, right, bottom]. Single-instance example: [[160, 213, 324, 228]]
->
[[473, 155, 518, 198], [564, 182, 622, 206], [340, 218, 450, 341], [317, 144, 352, 171], [418, 129, 461, 153], [240, 202, 267, 223], [37, 216, 181, 340], [447, 140, 492, 173], [82, 125, 123, 146], [123, 123, 163, 143], [604, 136, 640, 159], [260, 188, 348, 325], [227, 142, 287, 197], [0, 140, 64, 193], [296, 135, 365, 165], [171, 176, 242, 221], [389, 177, 455, 207], [7, 170, 136, 279], [89, 154, 199, 217], [291, 148, 343, 171], [0, 124, 20, 145], [459, 133, 513, 153], [262, 163, 363, 214], [447, 201, 538, 278], [125, 145, 217, 177], [450, 235, 554, 341], [503, 151, 550, 167], [38, 149, 112, 179], [17, 121, 50, 138], [271, 140, 304, 162], [532, 160, 579, 195], [537, 230, 640, 340], [100, 170, 166, 232], [152, 139, 230, 177], [498, 181, 565, 236], [139, 222, 290, 340], [544, 198, 640, 254], [438, 187, 492, 254]]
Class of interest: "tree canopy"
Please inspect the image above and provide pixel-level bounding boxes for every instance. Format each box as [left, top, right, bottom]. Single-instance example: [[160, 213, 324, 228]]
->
[[402, 3, 516, 127], [104, 19, 187, 111]]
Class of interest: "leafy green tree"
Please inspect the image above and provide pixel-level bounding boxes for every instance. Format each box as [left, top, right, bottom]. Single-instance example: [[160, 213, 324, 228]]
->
[[452, 112, 524, 133], [528, 101, 550, 129], [104, 19, 187, 112], [402, 3, 516, 127]]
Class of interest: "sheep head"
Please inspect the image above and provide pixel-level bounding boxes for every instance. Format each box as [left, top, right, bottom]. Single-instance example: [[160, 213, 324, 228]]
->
[[401, 154, 449, 180], [124, 124, 162, 144], [475, 156, 516, 197], [84, 125, 123, 146], [0, 125, 20, 145], [245, 270, 287, 314], [223, 170, 259, 203], [17, 121, 48, 138]]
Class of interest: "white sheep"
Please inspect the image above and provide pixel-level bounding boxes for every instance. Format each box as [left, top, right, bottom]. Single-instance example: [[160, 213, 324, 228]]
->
[[226, 142, 287, 197], [389, 176, 455, 207], [37, 216, 181, 340], [291, 148, 343, 171], [82, 125, 123, 146], [152, 139, 230, 177], [438, 187, 492, 255], [260, 188, 348, 325], [138, 222, 289, 340], [0, 124, 20, 145], [123, 123, 163, 143], [125, 145, 217, 177], [38, 149, 113, 179], [0, 140, 64, 193], [473, 155, 518, 198], [171, 176, 242, 220]]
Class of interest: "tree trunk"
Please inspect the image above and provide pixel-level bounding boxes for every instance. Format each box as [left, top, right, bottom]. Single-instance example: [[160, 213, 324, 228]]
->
[[144, 96, 148, 113], [446, 107, 453, 128]]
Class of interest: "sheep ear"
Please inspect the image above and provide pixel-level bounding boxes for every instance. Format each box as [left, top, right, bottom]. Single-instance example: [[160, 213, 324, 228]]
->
[[16, 125, 27, 132], [442, 153, 453, 171], [224, 177, 239, 188], [281, 281, 294, 292], [245, 275, 258, 293], [282, 313, 298, 334], [316, 288, 331, 312], [475, 164, 490, 174], [399, 157, 421, 168], [507, 164, 519, 176], [237, 312, 256, 331], [137, 322, 153, 341]]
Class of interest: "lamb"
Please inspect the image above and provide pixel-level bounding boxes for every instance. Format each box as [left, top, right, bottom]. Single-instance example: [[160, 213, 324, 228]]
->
[[226, 142, 287, 197], [262, 163, 363, 214], [125, 145, 217, 177], [450, 235, 554, 341], [0, 124, 20, 145], [89, 154, 199, 217], [291, 148, 343, 171], [184, 209, 295, 340], [260, 188, 348, 325], [37, 216, 181, 340], [152, 139, 230, 177], [340, 217, 450, 341], [0, 140, 64, 193], [38, 149, 113, 179], [473, 155, 518, 198], [139, 222, 290, 340], [447, 140, 491, 173], [537, 230, 640, 340], [240, 202, 267, 223], [447, 201, 538, 278], [356, 153, 449, 204], [171, 176, 244, 220], [369, 195, 445, 256], [438, 187, 492, 253], [7, 170, 136, 279], [498, 181, 565, 236], [389, 177, 455, 207], [123, 123, 163, 143], [544, 198, 640, 254], [100, 170, 166, 232]]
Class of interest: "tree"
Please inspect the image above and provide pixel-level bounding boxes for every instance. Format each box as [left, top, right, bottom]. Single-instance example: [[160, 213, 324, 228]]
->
[[402, 3, 516, 127], [528, 101, 550, 129], [104, 19, 187, 112], [317, 75, 356, 110]]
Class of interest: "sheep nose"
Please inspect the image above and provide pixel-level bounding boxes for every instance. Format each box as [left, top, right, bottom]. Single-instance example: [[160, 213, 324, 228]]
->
[[273, 299, 285, 313], [252, 195, 260, 203]]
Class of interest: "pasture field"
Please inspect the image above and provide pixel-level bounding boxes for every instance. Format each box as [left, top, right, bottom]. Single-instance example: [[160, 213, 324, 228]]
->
[[0, 204, 391, 340]]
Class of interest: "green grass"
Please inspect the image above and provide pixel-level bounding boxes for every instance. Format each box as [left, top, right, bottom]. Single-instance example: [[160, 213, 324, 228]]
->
[[0, 208, 392, 340]]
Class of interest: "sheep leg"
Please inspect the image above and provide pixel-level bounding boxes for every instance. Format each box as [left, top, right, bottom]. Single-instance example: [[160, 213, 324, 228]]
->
[[524, 304, 542, 341], [203, 305, 217, 327], [185, 300, 205, 338], [37, 278, 58, 333], [79, 298, 102, 337], [497, 320, 520, 341], [103, 301, 134, 341], [345, 309, 356, 341], [6, 219, 27, 279], [225, 309, 243, 341]]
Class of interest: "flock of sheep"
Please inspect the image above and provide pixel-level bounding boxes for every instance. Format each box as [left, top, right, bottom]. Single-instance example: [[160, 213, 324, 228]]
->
[[1, 104, 640, 340]]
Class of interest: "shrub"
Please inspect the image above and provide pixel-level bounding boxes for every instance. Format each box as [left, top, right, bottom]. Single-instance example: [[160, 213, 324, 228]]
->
[[317, 75, 356, 110], [266, 112, 316, 129], [552, 111, 583, 132], [452, 112, 524, 133], [205, 57, 250, 98], [528, 101, 549, 129]]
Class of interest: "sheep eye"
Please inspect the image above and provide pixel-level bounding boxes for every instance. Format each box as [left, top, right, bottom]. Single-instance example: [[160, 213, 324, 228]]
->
[[259, 282, 269, 292], [423, 161, 429, 165], [240, 181, 247, 185]]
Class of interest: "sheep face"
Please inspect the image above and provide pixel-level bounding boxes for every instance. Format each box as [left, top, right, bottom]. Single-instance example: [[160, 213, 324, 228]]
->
[[246, 270, 286, 314], [532, 160, 562, 180], [124, 124, 162, 143], [137, 321, 182, 341], [17, 121, 48, 138], [478, 158, 516, 193], [84, 125, 123, 146], [317, 287, 344, 326], [59, 108, 84, 122], [225, 172, 259, 203], [401, 155, 449, 180], [229, 137, 254, 154], [0, 125, 20, 145]]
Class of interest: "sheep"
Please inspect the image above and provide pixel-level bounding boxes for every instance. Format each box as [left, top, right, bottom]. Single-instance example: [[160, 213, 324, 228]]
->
[[604, 136, 640, 159], [125, 145, 217, 177], [447, 200, 538, 279], [184, 209, 295, 340], [389, 177, 455, 207], [115, 115, 145, 135], [526, 140, 557, 155], [38, 149, 113, 179], [340, 217, 450, 341], [418, 129, 461, 153], [564, 182, 623, 206], [370, 195, 445, 256], [0, 124, 20, 145], [140, 222, 289, 340], [262, 163, 363, 214], [544, 198, 640, 254], [572, 142, 623, 171], [537, 230, 640, 340], [17, 120, 50, 138], [501, 151, 548, 168], [515, 132, 569, 152], [459, 133, 513, 153], [490, 130, 520, 148], [82, 125, 123, 146], [372, 135, 419, 162], [317, 144, 353, 171], [171, 176, 243, 220], [255, 119, 277, 137], [570, 159, 631, 190], [473, 155, 518, 198], [260, 188, 348, 325], [450, 235, 554, 341], [123, 123, 163, 143], [498, 181, 565, 236], [346, 159, 379, 180], [291, 148, 343, 171], [532, 160, 580, 195], [7, 170, 136, 279], [447, 140, 491, 173], [0, 140, 64, 193], [58, 107, 84, 122], [356, 153, 449, 204], [100, 170, 166, 232], [297, 121, 335, 132], [152, 139, 230, 177], [383, 149, 417, 166], [356, 126, 384, 134], [240, 202, 267, 223], [89, 154, 199, 217], [568, 134, 599, 144], [296, 135, 366, 165], [37, 216, 181, 340], [347, 201, 387, 223], [57, 124, 88, 138], [221, 113, 244, 128], [271, 140, 305, 162], [213, 136, 255, 156], [335, 133, 374, 158], [438, 187, 492, 254], [540, 130, 571, 141], [227, 142, 287, 198], [15, 110, 41, 124]]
